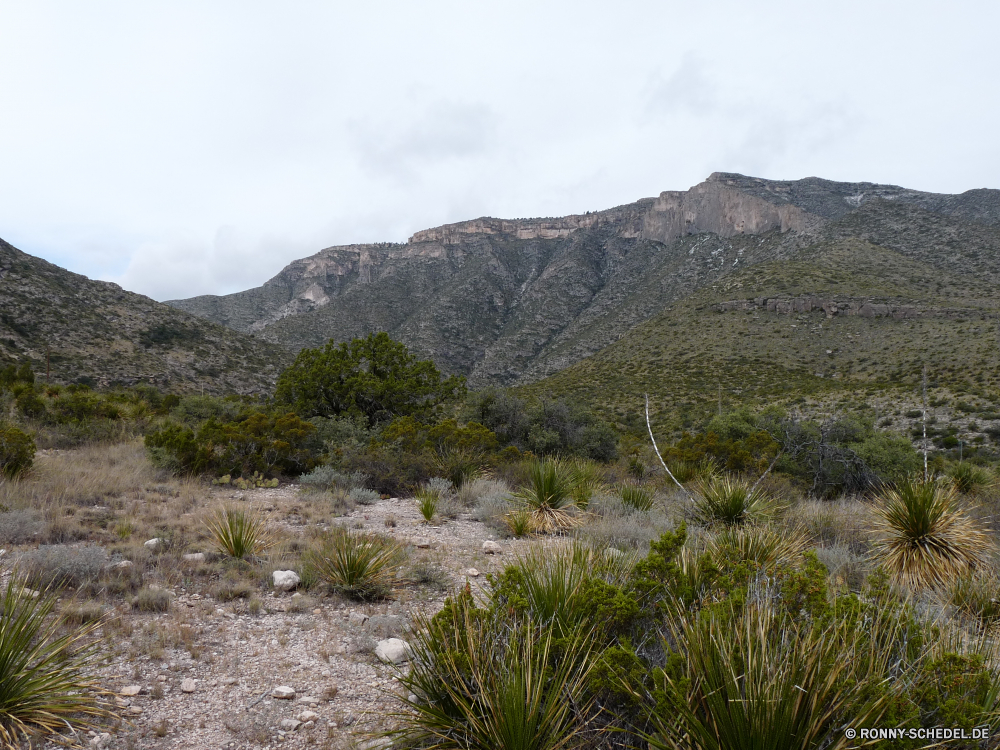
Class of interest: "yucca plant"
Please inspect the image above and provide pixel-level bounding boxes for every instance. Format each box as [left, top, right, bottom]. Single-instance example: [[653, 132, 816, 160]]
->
[[0, 575, 115, 746], [568, 459, 604, 509], [949, 462, 993, 495], [304, 526, 406, 600], [436, 446, 484, 490], [513, 459, 581, 534], [643, 600, 887, 750], [708, 524, 808, 569], [871, 477, 991, 589], [619, 483, 654, 512], [416, 487, 440, 524], [204, 504, 275, 560], [692, 475, 778, 527], [391, 607, 596, 750]]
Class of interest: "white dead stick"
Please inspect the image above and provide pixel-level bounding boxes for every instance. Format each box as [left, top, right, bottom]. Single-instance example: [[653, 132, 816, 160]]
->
[[645, 394, 692, 500]]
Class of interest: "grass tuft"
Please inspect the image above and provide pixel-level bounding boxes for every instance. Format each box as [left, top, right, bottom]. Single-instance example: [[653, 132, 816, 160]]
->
[[204, 504, 274, 560], [692, 475, 779, 527], [512, 459, 581, 534]]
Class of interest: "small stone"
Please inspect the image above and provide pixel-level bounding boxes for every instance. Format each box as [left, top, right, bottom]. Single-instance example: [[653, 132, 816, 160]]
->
[[348, 611, 369, 626], [312, 608, 322, 615], [221, 677, 238, 685], [414, 539, 432, 549], [272, 685, 296, 699], [280, 719, 301, 731], [466, 568, 480, 577], [298, 695, 321, 704], [111, 560, 134, 570], [296, 710, 319, 723], [272, 570, 301, 592], [180, 679, 196, 693], [157, 675, 167, 682], [128, 706, 143, 715], [302, 721, 315, 730], [144, 538, 166, 551], [120, 685, 141, 696], [182, 552, 206, 563], [482, 540, 502, 555], [375, 638, 412, 665]]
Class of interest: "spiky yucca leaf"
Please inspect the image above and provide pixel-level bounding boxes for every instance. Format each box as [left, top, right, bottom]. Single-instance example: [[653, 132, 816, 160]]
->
[[871, 477, 991, 589], [391, 606, 596, 750], [645, 600, 890, 750], [0, 576, 115, 747], [204, 503, 275, 560], [304, 526, 405, 600], [692, 475, 779, 527], [513, 459, 581, 533], [708, 524, 809, 569]]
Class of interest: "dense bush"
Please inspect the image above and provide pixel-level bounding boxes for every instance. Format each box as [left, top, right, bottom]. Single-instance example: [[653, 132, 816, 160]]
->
[[275, 332, 465, 426], [145, 411, 316, 478], [0, 425, 35, 477], [464, 389, 619, 461]]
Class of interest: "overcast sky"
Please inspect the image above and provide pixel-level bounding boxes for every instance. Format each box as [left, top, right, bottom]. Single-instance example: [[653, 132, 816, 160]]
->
[[1, 1, 997, 301]]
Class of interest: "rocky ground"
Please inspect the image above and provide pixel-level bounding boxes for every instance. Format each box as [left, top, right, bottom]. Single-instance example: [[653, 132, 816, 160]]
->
[[21, 485, 551, 750]]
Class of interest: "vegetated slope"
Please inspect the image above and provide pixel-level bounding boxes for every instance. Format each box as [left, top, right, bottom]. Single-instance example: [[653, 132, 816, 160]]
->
[[167, 172, 1000, 389], [0, 238, 292, 394], [522, 236, 1000, 435]]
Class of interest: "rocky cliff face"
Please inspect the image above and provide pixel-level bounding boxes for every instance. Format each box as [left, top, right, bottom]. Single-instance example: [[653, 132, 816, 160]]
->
[[166, 173, 1000, 386]]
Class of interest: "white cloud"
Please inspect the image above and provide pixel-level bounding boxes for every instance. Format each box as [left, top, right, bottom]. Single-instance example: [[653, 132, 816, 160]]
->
[[0, 1, 998, 300]]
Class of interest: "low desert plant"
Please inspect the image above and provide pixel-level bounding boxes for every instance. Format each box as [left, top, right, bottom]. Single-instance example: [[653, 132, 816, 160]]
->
[[513, 459, 581, 533], [692, 475, 779, 527], [708, 524, 808, 569], [0, 425, 35, 478], [619, 483, 654, 512], [0, 575, 114, 746], [204, 504, 275, 561], [0, 508, 45, 544], [949, 462, 993, 495], [568, 459, 604, 508], [504, 508, 536, 538], [392, 607, 596, 750], [435, 446, 484, 490], [349, 487, 381, 505], [947, 571, 1000, 631], [641, 600, 882, 750], [299, 465, 368, 492], [304, 526, 406, 600], [416, 486, 439, 524], [871, 477, 991, 589], [133, 587, 172, 612], [21, 544, 109, 591]]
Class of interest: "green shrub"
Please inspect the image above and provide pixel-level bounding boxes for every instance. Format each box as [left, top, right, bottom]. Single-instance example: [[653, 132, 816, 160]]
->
[[299, 465, 368, 491], [416, 486, 439, 523], [304, 526, 405, 600], [0, 576, 114, 745], [0, 425, 35, 478], [349, 487, 381, 505], [275, 332, 465, 425], [145, 411, 316, 478]]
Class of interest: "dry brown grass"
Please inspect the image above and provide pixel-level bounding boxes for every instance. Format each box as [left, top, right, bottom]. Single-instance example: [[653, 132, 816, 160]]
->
[[783, 498, 872, 552]]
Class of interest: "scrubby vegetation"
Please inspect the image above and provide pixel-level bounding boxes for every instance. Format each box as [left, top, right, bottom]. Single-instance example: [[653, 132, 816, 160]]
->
[[3, 332, 1000, 747]]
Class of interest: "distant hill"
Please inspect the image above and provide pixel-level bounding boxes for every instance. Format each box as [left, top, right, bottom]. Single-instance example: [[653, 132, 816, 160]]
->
[[166, 172, 1000, 397], [0, 238, 291, 394]]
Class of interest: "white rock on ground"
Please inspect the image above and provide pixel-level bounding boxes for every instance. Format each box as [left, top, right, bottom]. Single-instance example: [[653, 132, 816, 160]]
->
[[466, 568, 480, 577], [482, 541, 502, 554], [272, 685, 296, 699], [143, 538, 166, 551], [296, 710, 319, 723], [348, 611, 369, 626], [182, 552, 205, 563], [180, 679, 196, 693], [272, 570, 301, 591], [375, 638, 412, 665], [280, 718, 301, 731], [119, 685, 141, 696]]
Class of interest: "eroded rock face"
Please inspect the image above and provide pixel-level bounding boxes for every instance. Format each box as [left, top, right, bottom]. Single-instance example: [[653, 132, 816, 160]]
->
[[164, 172, 1000, 388]]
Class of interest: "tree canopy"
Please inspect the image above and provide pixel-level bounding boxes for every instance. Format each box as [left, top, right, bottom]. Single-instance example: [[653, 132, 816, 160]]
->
[[274, 332, 465, 426]]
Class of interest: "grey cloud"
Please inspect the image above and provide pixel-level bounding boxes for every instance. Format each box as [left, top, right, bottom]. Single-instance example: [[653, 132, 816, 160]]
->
[[645, 53, 719, 116]]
